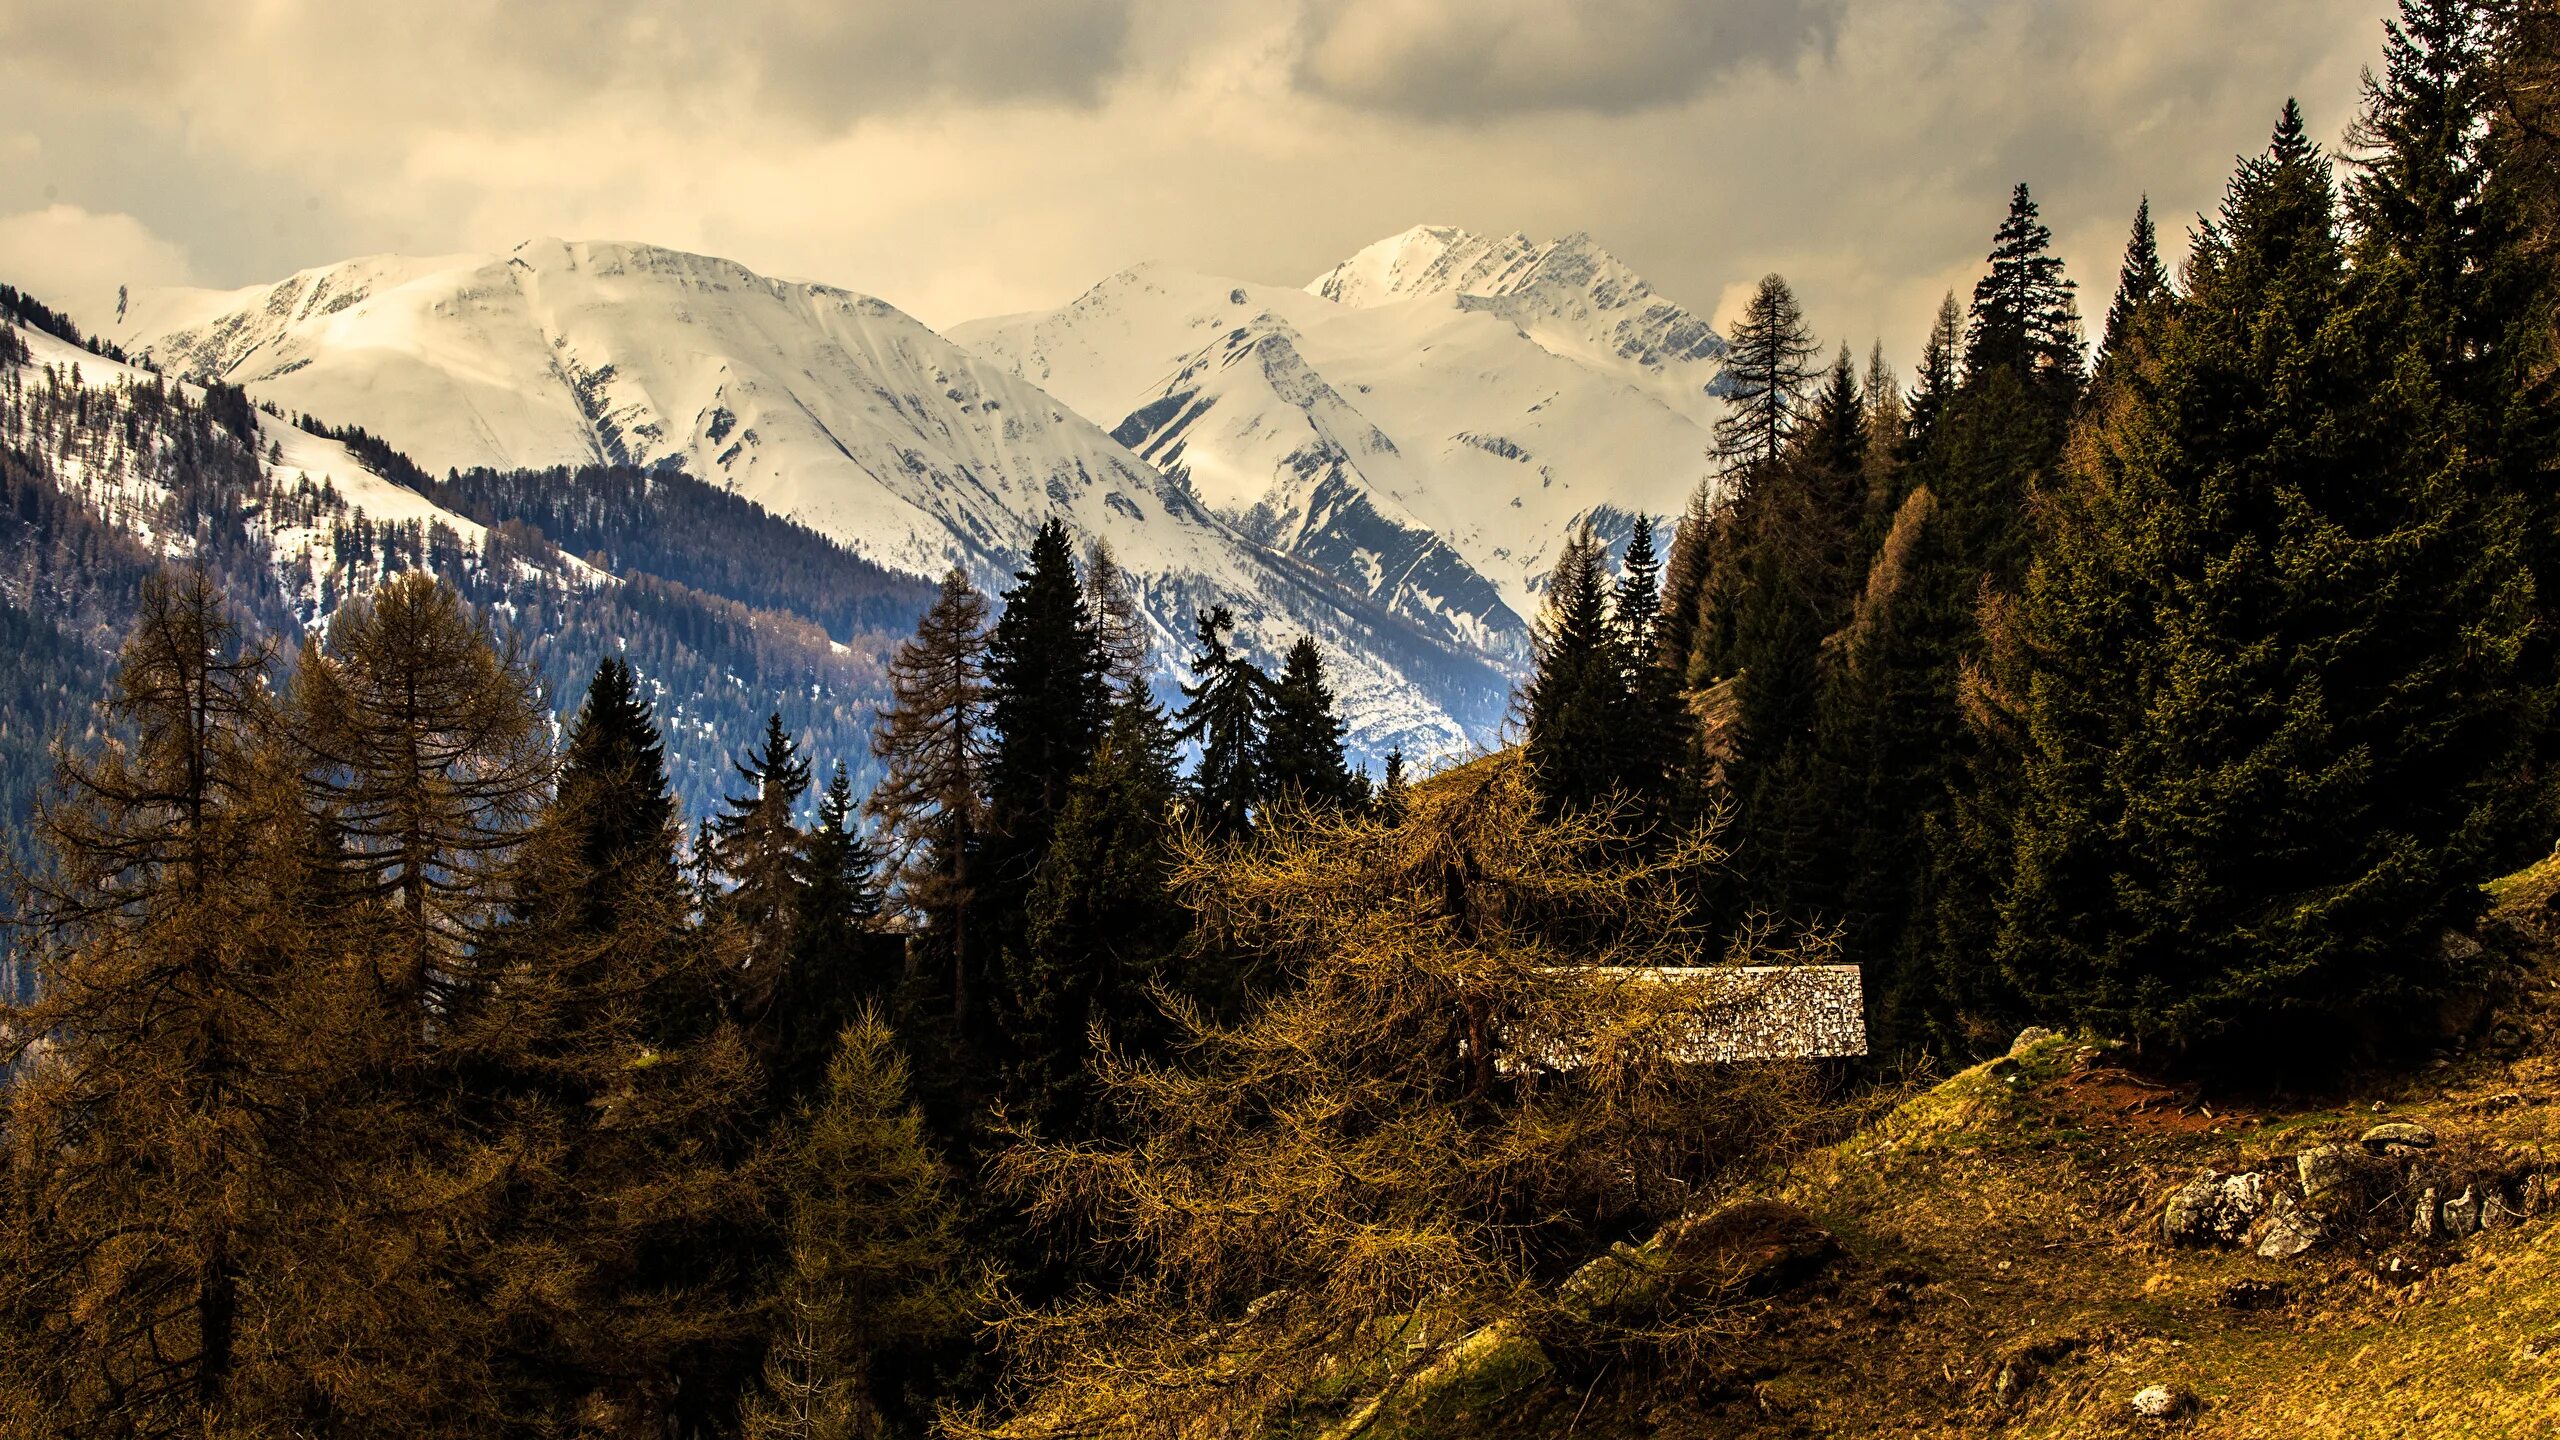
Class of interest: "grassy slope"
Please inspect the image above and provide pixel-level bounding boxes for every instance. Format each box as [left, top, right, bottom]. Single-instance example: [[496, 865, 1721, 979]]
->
[[1348, 864, 2560, 1439]]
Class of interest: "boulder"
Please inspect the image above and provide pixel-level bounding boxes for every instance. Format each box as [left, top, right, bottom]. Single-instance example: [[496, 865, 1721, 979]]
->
[[2008, 1026, 2060, 1056], [2251, 1197, 2322, 1259], [2163, 1170, 2276, 1247], [2413, 1187, 2442, 1241], [2296, 1144, 2358, 1198], [2130, 1383, 2194, 1419], [2360, 1122, 2436, 1154]]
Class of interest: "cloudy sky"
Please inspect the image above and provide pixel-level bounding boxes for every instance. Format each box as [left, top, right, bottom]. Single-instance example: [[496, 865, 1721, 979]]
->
[[0, 0, 2397, 367]]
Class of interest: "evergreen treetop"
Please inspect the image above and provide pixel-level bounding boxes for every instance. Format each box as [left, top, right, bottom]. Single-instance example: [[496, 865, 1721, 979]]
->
[[1965, 183, 2084, 394]]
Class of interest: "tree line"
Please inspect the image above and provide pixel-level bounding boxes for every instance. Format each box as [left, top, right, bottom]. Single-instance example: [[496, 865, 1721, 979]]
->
[[1523, 0, 2560, 1074]]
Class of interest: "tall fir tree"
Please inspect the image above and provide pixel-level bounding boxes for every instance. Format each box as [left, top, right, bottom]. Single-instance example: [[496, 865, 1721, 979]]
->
[[2348, 0, 2560, 777], [1175, 606, 1268, 840], [713, 713, 813, 1016], [1004, 688, 1188, 1135], [1964, 182, 2085, 403], [2097, 195, 2172, 373], [1610, 516, 1687, 809], [985, 519, 1111, 879], [776, 763, 892, 1103], [1261, 637, 1362, 812], [1522, 527, 1626, 814]]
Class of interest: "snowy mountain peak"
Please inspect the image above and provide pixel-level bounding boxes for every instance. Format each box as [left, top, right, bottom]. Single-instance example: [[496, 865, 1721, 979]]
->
[[1306, 226, 1542, 308], [1306, 227, 1728, 412]]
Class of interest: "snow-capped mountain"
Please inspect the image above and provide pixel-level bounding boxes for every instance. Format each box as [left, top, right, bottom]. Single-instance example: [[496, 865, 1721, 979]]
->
[[102, 240, 1513, 762], [952, 226, 1729, 654]]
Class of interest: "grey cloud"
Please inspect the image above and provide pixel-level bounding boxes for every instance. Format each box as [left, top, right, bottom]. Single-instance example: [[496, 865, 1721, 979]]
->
[[1291, 0, 1844, 119], [1, 0, 1137, 130]]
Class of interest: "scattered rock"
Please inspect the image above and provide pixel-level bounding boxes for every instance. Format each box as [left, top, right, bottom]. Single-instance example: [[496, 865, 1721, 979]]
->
[[2481, 1187, 2520, 1231], [2008, 1026, 2060, 1056], [2443, 1186, 2481, 1237], [2163, 1170, 2275, 1247], [2252, 1197, 2322, 1258], [2130, 1382, 2193, 1419], [2296, 1144, 2357, 1198], [2360, 1122, 2436, 1153]]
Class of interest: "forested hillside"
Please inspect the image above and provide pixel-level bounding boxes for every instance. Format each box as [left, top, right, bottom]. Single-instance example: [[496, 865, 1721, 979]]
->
[[0, 302, 934, 838], [6, 4, 2560, 1439]]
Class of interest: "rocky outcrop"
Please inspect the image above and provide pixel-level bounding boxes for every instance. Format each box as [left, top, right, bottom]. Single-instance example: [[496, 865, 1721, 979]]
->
[[2159, 1129, 2560, 1261]]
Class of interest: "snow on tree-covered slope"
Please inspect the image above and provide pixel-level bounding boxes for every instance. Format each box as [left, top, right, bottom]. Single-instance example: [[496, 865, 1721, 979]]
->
[[952, 227, 1728, 643], [4, 317, 592, 617], [104, 240, 1504, 761]]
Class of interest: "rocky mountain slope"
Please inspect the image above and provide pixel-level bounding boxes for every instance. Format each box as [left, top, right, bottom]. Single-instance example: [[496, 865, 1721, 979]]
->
[[954, 227, 1731, 659], [100, 240, 1511, 761]]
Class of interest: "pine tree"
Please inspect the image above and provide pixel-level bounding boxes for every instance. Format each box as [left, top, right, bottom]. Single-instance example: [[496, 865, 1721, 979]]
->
[[1803, 488, 1977, 1055], [1004, 689, 1187, 1134], [714, 713, 813, 1015], [1523, 527, 1625, 813], [1711, 274, 1822, 475], [986, 519, 1110, 873], [777, 763, 891, 1103], [543, 657, 678, 937], [1610, 516, 1686, 808], [1376, 747, 1410, 826], [867, 569, 993, 1025], [2097, 195, 2171, 372], [1965, 182, 2085, 401], [1904, 292, 1965, 450], [1175, 606, 1268, 840], [464, 694, 766, 1437], [1994, 102, 2542, 1067], [2348, 0, 2560, 774], [1262, 637, 1361, 812], [744, 1013, 976, 1440]]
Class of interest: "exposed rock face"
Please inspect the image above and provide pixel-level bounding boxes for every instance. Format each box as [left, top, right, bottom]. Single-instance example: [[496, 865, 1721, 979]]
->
[[2163, 1170, 2276, 1247], [2361, 1122, 2437, 1153]]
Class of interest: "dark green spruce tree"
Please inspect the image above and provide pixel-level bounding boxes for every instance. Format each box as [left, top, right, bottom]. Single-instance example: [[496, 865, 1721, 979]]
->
[[1262, 637, 1362, 813], [710, 712, 812, 1019], [1176, 606, 1268, 840], [1009, 687, 1188, 1136], [2096, 195, 2172, 377], [1522, 527, 1626, 814], [773, 762, 891, 1104], [1994, 101, 2542, 1067]]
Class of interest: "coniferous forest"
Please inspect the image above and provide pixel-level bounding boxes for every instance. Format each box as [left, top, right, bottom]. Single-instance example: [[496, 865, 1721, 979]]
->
[[9, 3, 2560, 1436]]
